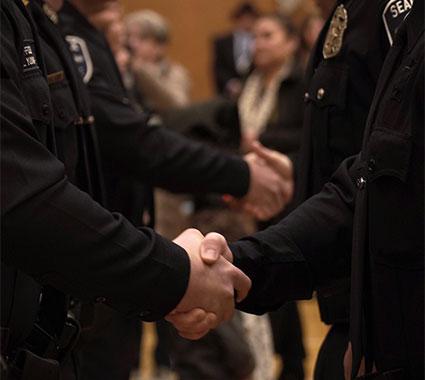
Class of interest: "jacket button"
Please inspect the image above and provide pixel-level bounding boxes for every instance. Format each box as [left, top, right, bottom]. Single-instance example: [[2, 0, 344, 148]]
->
[[317, 88, 325, 100], [304, 92, 310, 102], [368, 158, 376, 173], [96, 296, 106, 303], [42, 103, 50, 116], [356, 177, 367, 190]]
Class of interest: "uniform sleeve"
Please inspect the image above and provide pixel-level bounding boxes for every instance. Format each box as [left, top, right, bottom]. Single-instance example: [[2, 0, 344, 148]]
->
[[1, 59, 190, 321], [231, 155, 359, 314], [89, 87, 250, 197]]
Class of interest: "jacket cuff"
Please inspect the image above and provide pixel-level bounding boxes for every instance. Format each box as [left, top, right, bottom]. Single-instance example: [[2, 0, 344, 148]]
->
[[223, 158, 250, 198], [230, 238, 314, 315], [109, 236, 191, 321]]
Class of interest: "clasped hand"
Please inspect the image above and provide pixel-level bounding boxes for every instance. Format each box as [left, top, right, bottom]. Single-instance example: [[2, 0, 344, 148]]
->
[[224, 141, 294, 221], [167, 229, 248, 339]]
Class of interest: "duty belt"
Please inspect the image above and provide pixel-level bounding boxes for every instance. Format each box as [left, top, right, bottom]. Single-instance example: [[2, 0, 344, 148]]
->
[[3, 316, 80, 380], [24, 316, 80, 362]]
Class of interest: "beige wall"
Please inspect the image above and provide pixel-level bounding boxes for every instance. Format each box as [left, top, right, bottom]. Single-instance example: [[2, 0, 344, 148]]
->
[[121, 0, 277, 101]]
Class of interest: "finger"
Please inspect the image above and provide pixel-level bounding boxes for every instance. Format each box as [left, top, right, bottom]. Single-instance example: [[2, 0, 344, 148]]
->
[[165, 308, 207, 330], [250, 140, 275, 157], [174, 312, 218, 336], [173, 228, 205, 252], [283, 180, 294, 204], [250, 195, 278, 221], [251, 142, 292, 179], [177, 329, 210, 340], [244, 203, 272, 221], [231, 267, 252, 302], [200, 233, 229, 264]]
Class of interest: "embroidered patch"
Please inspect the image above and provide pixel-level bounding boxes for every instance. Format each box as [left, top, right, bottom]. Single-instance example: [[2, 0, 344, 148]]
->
[[23, 40, 39, 72], [382, 0, 414, 45], [65, 35, 93, 84]]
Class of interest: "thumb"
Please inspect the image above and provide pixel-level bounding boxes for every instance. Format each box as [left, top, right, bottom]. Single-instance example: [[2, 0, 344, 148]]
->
[[250, 141, 293, 179], [231, 266, 252, 302], [200, 232, 232, 265]]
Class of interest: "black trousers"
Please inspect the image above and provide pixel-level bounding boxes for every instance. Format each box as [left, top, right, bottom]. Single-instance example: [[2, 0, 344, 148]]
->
[[314, 323, 349, 380], [269, 302, 305, 380], [78, 306, 141, 380]]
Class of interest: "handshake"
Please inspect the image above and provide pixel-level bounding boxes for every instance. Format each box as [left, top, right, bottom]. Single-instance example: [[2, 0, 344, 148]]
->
[[226, 141, 294, 221], [166, 228, 248, 339], [164, 143, 294, 339]]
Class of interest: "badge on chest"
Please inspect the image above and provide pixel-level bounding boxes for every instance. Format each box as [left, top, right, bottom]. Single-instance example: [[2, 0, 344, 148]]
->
[[323, 4, 348, 59], [65, 35, 93, 84]]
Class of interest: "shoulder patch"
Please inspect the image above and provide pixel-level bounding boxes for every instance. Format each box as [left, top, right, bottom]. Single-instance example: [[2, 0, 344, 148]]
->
[[65, 35, 93, 84], [382, 0, 413, 45]]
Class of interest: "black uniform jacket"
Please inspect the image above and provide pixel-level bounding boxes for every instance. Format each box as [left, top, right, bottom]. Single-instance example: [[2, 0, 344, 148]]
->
[[1, 0, 191, 348], [58, 2, 250, 198], [231, 2, 424, 378], [296, 0, 412, 323]]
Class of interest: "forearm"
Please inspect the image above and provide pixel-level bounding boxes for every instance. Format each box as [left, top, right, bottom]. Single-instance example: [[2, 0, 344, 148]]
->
[[2, 106, 190, 321], [91, 92, 250, 197], [231, 156, 358, 313]]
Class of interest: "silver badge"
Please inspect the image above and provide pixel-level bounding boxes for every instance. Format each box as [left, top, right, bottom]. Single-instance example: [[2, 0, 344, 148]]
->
[[323, 5, 348, 59]]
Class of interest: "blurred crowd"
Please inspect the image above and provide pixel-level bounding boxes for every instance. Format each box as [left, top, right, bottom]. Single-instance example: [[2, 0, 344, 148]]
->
[[81, 2, 327, 380]]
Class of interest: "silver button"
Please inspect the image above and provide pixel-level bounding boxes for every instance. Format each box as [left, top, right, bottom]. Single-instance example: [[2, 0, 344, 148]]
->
[[317, 88, 325, 100], [304, 92, 310, 102], [356, 177, 367, 190]]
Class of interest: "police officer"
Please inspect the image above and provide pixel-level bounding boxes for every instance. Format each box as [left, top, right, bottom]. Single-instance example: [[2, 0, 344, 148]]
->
[[294, 0, 414, 378], [54, 1, 293, 378], [184, 2, 423, 378], [0, 0, 265, 377]]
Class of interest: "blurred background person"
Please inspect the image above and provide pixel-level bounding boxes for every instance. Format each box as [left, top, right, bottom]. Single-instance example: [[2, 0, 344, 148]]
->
[[125, 9, 192, 113], [238, 14, 303, 155], [213, 2, 259, 100], [298, 12, 324, 68], [89, 1, 130, 75]]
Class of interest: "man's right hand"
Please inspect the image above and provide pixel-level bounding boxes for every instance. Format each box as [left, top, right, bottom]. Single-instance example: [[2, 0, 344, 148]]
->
[[225, 142, 294, 221], [166, 229, 251, 339]]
